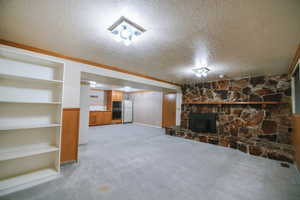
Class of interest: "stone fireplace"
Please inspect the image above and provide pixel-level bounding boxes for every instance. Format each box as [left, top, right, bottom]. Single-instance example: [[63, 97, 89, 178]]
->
[[166, 74, 295, 163]]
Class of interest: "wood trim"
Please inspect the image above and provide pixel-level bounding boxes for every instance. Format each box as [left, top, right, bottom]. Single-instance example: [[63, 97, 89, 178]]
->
[[63, 108, 80, 111], [182, 101, 285, 105], [289, 44, 300, 75], [293, 114, 300, 172], [90, 88, 105, 92], [61, 108, 80, 163], [0, 39, 181, 87], [89, 110, 111, 112], [111, 119, 122, 124], [127, 90, 152, 94]]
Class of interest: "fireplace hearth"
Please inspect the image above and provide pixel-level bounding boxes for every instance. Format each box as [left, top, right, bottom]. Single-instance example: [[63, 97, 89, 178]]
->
[[189, 113, 217, 133]]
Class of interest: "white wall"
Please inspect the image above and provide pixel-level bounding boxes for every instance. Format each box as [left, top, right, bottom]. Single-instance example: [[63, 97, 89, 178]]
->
[[129, 91, 163, 127], [89, 90, 106, 106], [79, 83, 89, 145]]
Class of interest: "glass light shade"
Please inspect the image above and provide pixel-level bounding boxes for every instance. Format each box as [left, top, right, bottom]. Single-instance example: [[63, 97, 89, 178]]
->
[[193, 67, 210, 78], [124, 40, 131, 46], [120, 27, 131, 39], [108, 17, 145, 46], [113, 35, 122, 42]]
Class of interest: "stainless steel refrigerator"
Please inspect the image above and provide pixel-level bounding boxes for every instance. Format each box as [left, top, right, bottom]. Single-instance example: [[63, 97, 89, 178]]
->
[[122, 100, 133, 123]]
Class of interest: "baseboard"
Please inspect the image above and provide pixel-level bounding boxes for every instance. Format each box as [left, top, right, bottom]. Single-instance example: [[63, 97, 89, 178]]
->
[[0, 173, 60, 196], [133, 122, 162, 129], [61, 160, 77, 166]]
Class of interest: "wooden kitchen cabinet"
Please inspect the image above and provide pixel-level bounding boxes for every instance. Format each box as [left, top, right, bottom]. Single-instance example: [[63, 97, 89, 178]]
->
[[89, 111, 97, 125], [95, 113, 103, 125], [89, 111, 112, 126], [89, 90, 122, 126], [111, 90, 123, 101], [103, 112, 112, 124]]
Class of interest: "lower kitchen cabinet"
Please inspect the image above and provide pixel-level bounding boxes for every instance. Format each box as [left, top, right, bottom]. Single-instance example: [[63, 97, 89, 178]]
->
[[89, 111, 112, 126]]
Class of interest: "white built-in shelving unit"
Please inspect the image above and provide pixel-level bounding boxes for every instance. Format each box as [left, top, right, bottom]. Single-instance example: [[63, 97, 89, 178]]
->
[[0, 47, 64, 196]]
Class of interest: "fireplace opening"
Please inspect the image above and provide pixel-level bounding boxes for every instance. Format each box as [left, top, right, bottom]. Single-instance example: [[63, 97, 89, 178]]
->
[[188, 113, 217, 133]]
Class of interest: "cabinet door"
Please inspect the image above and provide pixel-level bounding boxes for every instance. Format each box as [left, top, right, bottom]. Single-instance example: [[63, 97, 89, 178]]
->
[[118, 92, 123, 101], [112, 91, 118, 101], [112, 91, 123, 101], [111, 91, 116, 101], [106, 90, 112, 111], [89, 112, 97, 125], [96, 112, 103, 125], [104, 112, 112, 124]]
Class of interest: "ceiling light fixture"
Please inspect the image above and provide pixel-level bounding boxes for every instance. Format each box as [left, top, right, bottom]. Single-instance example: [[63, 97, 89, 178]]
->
[[193, 67, 210, 78], [89, 81, 102, 88], [108, 16, 146, 46], [123, 86, 131, 92], [89, 81, 96, 88]]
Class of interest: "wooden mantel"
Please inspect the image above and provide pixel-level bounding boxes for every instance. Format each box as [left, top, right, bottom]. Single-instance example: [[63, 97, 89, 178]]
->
[[183, 101, 284, 105]]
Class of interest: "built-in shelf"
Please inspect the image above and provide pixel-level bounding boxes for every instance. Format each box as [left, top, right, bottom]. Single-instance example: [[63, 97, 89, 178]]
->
[[0, 145, 59, 162], [0, 100, 61, 104], [0, 47, 63, 195], [183, 101, 284, 105], [0, 73, 63, 84], [0, 168, 59, 195], [0, 123, 61, 131]]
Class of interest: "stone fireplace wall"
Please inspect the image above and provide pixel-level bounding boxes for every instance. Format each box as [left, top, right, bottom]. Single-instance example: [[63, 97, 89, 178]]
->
[[172, 74, 294, 162], [181, 74, 292, 144]]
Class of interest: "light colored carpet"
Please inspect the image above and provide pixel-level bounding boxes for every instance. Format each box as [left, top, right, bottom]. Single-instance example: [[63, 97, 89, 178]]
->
[[3, 124, 300, 200]]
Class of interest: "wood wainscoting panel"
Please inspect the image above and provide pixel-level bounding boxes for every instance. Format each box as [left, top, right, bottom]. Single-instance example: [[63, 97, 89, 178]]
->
[[162, 93, 177, 128], [293, 114, 300, 171], [61, 108, 80, 163]]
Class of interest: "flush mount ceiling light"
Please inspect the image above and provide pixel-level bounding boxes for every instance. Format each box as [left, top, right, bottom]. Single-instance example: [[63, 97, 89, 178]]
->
[[89, 81, 102, 88], [108, 16, 146, 46], [193, 67, 210, 78], [89, 81, 96, 88], [123, 86, 132, 92]]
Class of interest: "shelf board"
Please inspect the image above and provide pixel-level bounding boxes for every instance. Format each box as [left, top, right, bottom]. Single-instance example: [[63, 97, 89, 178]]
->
[[0, 73, 63, 84], [0, 123, 61, 131], [0, 100, 61, 104], [182, 101, 284, 105], [0, 145, 59, 162], [0, 168, 59, 195]]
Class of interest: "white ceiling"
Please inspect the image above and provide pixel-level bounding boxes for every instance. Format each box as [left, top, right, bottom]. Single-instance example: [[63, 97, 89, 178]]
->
[[1, 0, 300, 84]]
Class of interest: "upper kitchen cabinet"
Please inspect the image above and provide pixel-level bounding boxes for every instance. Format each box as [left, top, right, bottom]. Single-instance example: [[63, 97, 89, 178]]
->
[[111, 90, 123, 101]]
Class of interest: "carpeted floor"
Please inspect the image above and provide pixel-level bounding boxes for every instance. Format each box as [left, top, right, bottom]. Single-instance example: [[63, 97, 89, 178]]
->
[[3, 124, 300, 200]]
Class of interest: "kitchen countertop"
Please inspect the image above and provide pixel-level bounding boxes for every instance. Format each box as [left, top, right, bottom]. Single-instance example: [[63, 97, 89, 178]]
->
[[90, 110, 111, 112]]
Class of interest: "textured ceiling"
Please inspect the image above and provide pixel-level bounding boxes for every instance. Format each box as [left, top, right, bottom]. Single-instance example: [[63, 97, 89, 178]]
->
[[0, 0, 300, 84]]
